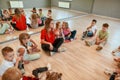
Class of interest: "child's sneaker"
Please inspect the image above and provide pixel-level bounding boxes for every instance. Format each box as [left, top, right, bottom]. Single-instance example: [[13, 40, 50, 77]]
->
[[85, 40, 92, 46], [81, 36, 86, 40], [96, 46, 103, 51], [32, 69, 39, 78], [70, 38, 74, 41], [50, 51, 56, 56], [104, 68, 113, 75], [21, 69, 25, 75], [47, 63, 51, 71]]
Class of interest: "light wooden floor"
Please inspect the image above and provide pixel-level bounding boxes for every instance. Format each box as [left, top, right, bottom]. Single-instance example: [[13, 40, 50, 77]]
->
[[0, 8, 120, 80]]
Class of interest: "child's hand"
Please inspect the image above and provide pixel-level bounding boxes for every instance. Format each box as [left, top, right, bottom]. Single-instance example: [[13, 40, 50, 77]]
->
[[32, 44, 37, 48], [16, 57, 22, 62], [27, 49, 32, 54], [99, 39, 103, 42], [49, 43, 53, 50], [95, 41, 100, 45], [68, 33, 71, 37]]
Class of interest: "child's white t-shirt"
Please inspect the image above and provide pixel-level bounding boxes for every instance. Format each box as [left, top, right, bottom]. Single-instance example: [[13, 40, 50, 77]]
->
[[89, 25, 97, 33], [47, 14, 52, 18], [0, 59, 16, 76]]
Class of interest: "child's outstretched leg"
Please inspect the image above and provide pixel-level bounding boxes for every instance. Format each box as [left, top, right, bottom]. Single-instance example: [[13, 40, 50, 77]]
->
[[109, 72, 117, 80], [18, 60, 25, 75], [32, 63, 51, 78], [69, 30, 77, 40]]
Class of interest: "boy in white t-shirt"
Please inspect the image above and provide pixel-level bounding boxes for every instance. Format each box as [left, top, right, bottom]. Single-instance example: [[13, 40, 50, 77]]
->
[[0, 46, 21, 76], [47, 10, 52, 19], [81, 19, 97, 40]]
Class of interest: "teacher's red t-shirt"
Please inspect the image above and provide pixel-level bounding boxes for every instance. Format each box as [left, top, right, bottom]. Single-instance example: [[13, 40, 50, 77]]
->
[[41, 29, 55, 44], [12, 14, 27, 30]]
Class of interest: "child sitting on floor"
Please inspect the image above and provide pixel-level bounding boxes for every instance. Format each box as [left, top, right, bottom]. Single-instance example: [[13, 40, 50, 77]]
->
[[111, 46, 120, 67], [38, 9, 45, 26], [2, 9, 11, 21], [62, 21, 77, 41], [104, 55, 120, 80], [30, 13, 39, 29], [104, 67, 120, 80], [38, 9, 46, 20], [31, 7, 37, 13], [54, 21, 65, 39], [8, 8, 14, 16], [85, 23, 109, 51], [0, 17, 14, 34], [47, 10, 52, 19], [81, 19, 97, 40], [0, 47, 23, 76], [18, 33, 40, 62]]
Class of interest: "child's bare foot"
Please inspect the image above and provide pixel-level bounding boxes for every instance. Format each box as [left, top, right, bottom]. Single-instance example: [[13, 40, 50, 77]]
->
[[114, 58, 120, 62], [95, 42, 100, 45], [104, 68, 113, 75], [96, 46, 103, 51], [85, 40, 91, 47]]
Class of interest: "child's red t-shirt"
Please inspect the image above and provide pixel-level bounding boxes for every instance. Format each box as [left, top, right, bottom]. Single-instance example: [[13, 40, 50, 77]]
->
[[22, 76, 39, 80]]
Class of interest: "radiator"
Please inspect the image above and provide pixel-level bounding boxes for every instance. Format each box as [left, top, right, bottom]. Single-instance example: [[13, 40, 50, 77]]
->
[[10, 1, 23, 8], [58, 1, 70, 8]]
